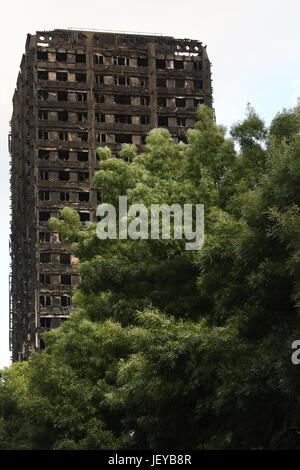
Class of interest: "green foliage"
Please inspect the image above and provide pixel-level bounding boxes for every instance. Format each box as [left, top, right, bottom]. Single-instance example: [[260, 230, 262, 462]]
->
[[2, 104, 300, 449]]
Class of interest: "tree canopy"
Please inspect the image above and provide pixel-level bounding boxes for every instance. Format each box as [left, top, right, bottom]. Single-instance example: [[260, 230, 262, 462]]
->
[[1, 103, 300, 449]]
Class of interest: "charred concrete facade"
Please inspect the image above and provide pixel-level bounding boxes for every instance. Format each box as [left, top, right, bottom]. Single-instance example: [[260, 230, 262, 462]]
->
[[9, 29, 213, 362]]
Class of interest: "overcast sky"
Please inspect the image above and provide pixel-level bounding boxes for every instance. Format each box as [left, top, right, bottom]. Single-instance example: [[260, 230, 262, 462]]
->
[[0, 0, 299, 368]]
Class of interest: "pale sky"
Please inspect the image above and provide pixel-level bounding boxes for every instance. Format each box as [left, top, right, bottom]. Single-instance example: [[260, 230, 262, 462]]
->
[[0, 0, 299, 368]]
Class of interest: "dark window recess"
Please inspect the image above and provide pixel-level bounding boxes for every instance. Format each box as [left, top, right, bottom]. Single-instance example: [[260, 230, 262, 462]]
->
[[95, 74, 104, 84], [56, 72, 68, 81], [40, 296, 51, 307], [137, 57, 148, 67], [61, 296, 71, 307], [39, 211, 51, 222], [59, 131, 68, 140], [78, 132, 88, 141], [76, 73, 86, 83], [58, 150, 69, 160], [141, 116, 150, 125], [77, 112, 88, 122], [115, 134, 132, 144], [58, 110, 68, 121], [174, 60, 184, 70], [78, 172, 89, 182], [59, 171, 69, 181], [38, 130, 48, 140], [60, 192, 70, 202], [156, 59, 166, 69], [194, 98, 204, 107], [39, 190, 50, 201], [95, 113, 105, 122], [140, 96, 150, 106], [77, 92, 87, 102], [115, 76, 130, 85], [60, 254, 70, 264], [39, 110, 48, 120], [157, 78, 166, 87], [61, 275, 71, 285], [40, 274, 51, 285], [78, 151, 88, 162], [178, 134, 188, 144], [78, 192, 90, 202], [58, 91, 68, 101], [158, 116, 168, 127], [39, 149, 49, 160], [140, 78, 148, 87], [115, 114, 131, 124], [94, 54, 103, 64], [39, 232, 50, 242], [114, 57, 129, 66], [94, 93, 104, 103], [142, 135, 147, 145], [114, 95, 131, 105], [175, 79, 185, 88], [97, 191, 101, 203], [79, 212, 90, 222], [177, 117, 186, 126], [40, 317, 52, 327], [38, 70, 48, 80], [56, 51, 67, 61], [157, 97, 167, 107], [37, 50, 48, 61], [194, 79, 204, 89], [38, 90, 48, 100], [40, 339, 46, 350], [76, 53, 86, 63], [40, 253, 51, 263], [193, 61, 202, 71], [175, 98, 186, 108], [40, 170, 49, 180], [96, 133, 106, 143]]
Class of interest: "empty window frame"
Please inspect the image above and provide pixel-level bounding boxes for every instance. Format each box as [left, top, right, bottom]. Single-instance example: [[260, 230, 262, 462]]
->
[[141, 115, 150, 125], [177, 117, 186, 127], [40, 253, 51, 263], [95, 112, 106, 122], [61, 296, 71, 307], [156, 59, 166, 69], [174, 60, 184, 70], [175, 79, 185, 88], [77, 112, 88, 122], [113, 56, 129, 66], [40, 297, 51, 308], [96, 133, 106, 143], [39, 190, 50, 201], [115, 114, 131, 124], [114, 95, 131, 105], [194, 79, 204, 90], [60, 254, 70, 264], [60, 192, 70, 202], [114, 76, 130, 86], [39, 110, 48, 120], [194, 97, 204, 107], [38, 90, 48, 100], [61, 275, 71, 285], [94, 93, 104, 103], [37, 50, 48, 61], [40, 274, 51, 285], [193, 61, 202, 71], [59, 131, 68, 141], [56, 51, 67, 61], [158, 116, 168, 127], [140, 96, 150, 106], [40, 317, 52, 327], [175, 98, 186, 108], [95, 74, 104, 84], [77, 92, 87, 102], [59, 171, 70, 181], [78, 192, 90, 202], [40, 170, 49, 180], [78, 171, 89, 182], [58, 110, 68, 121], [79, 212, 90, 222], [157, 78, 166, 87], [57, 91, 68, 101], [115, 134, 133, 144], [139, 77, 148, 87], [58, 150, 69, 160], [75, 53, 86, 63], [157, 97, 167, 107], [77, 132, 88, 141], [39, 232, 50, 242], [39, 211, 51, 222], [77, 151, 89, 162], [38, 70, 48, 80], [94, 54, 104, 65], [56, 72, 68, 81], [39, 149, 49, 160], [137, 57, 148, 67], [76, 73, 86, 83], [38, 130, 48, 140]]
